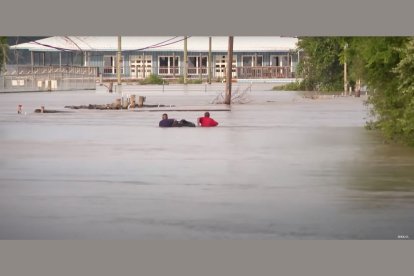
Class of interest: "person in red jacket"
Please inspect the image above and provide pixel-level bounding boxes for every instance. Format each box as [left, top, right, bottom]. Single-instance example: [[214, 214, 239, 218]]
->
[[198, 112, 218, 127]]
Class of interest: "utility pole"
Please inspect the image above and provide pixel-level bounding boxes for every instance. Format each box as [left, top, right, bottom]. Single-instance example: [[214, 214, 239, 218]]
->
[[208, 37, 212, 84], [117, 36, 122, 92], [183, 36, 188, 84], [31, 51, 35, 89], [224, 36, 234, 105], [344, 43, 348, 96]]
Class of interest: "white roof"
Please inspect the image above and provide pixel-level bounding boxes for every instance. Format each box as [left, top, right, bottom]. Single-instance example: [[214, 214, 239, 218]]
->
[[10, 36, 298, 52]]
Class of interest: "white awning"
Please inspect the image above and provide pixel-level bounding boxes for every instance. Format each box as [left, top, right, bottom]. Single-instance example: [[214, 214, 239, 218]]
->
[[10, 36, 298, 52]]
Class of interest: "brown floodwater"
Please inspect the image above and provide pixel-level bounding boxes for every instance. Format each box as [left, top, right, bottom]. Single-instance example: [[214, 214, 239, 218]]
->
[[0, 84, 413, 239]]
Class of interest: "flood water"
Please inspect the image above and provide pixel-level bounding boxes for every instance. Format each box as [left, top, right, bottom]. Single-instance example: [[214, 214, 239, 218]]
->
[[1, 84, 414, 239]]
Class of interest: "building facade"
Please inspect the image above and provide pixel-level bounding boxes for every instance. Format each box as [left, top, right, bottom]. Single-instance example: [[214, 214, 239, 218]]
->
[[9, 36, 300, 81]]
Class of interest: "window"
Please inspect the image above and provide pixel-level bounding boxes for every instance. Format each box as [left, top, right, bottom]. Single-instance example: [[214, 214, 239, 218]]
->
[[270, 55, 291, 77], [242, 55, 263, 67], [34, 52, 45, 66], [188, 56, 208, 75], [256, 56, 263, 66], [103, 55, 124, 74], [130, 55, 152, 78], [158, 56, 180, 75], [215, 55, 237, 78], [271, 55, 288, 67]]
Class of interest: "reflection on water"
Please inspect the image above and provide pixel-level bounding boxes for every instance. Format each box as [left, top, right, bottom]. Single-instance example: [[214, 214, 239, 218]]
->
[[0, 87, 413, 239], [344, 132, 414, 192]]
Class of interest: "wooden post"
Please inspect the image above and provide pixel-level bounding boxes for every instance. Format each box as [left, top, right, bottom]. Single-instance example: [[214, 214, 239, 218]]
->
[[208, 37, 212, 84], [122, 96, 129, 109], [117, 36, 122, 91], [142, 52, 145, 79], [130, 94, 136, 108], [31, 51, 35, 89], [355, 79, 361, 97], [114, 98, 122, 109], [46, 80, 52, 91], [184, 36, 188, 84], [199, 53, 202, 81], [344, 43, 348, 96], [224, 36, 234, 105], [138, 96, 145, 107], [173, 52, 176, 79]]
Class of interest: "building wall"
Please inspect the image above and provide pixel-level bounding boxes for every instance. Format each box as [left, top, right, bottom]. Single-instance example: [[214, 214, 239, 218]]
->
[[7, 49, 299, 78], [7, 50, 84, 66]]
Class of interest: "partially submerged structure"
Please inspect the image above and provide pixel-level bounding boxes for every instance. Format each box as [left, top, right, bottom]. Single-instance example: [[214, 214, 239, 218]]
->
[[9, 36, 300, 81]]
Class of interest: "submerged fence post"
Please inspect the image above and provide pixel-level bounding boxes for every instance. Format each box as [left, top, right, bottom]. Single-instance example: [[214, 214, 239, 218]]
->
[[224, 36, 234, 105], [114, 98, 121, 109], [130, 94, 136, 109], [138, 96, 145, 107], [46, 80, 52, 92], [208, 36, 212, 84]]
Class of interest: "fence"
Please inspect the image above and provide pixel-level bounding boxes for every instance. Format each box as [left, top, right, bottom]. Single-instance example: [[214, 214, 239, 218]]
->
[[100, 65, 295, 80], [236, 66, 294, 79], [0, 66, 98, 93]]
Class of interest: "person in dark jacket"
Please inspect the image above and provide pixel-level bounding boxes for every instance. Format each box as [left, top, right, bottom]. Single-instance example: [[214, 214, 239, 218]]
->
[[198, 112, 218, 127], [159, 113, 195, 127], [159, 113, 177, 127]]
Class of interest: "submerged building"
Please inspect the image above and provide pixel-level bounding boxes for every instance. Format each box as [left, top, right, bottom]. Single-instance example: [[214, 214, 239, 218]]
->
[[9, 36, 299, 81]]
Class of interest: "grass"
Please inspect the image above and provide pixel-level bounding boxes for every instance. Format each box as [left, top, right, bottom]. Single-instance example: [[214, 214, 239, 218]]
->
[[139, 74, 167, 85]]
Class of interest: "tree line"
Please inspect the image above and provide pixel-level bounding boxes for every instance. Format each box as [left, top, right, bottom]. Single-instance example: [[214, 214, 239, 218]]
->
[[294, 37, 414, 146]]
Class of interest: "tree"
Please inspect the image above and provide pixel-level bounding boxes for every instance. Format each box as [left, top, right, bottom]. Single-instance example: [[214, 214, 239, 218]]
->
[[0, 36, 8, 73], [351, 37, 409, 143], [392, 38, 414, 145], [296, 36, 414, 145], [297, 37, 347, 91]]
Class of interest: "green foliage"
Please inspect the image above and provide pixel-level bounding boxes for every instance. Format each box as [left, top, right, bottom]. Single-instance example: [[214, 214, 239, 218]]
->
[[350, 37, 406, 91], [297, 37, 348, 91], [352, 37, 410, 144], [0, 36, 8, 73], [297, 36, 414, 145], [274, 81, 305, 91], [177, 76, 203, 84], [139, 74, 167, 85], [392, 38, 414, 145]]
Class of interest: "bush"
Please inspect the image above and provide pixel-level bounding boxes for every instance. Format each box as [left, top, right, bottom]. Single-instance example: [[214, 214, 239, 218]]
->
[[273, 81, 305, 91], [0, 36, 8, 74], [139, 74, 167, 85], [177, 76, 203, 84]]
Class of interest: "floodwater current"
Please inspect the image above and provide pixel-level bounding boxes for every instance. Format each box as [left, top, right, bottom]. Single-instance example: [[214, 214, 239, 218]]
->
[[1, 84, 413, 239]]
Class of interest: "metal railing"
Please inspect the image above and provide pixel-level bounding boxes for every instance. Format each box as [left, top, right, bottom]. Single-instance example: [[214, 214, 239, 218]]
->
[[100, 65, 296, 80], [0, 66, 98, 92], [236, 66, 294, 79]]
